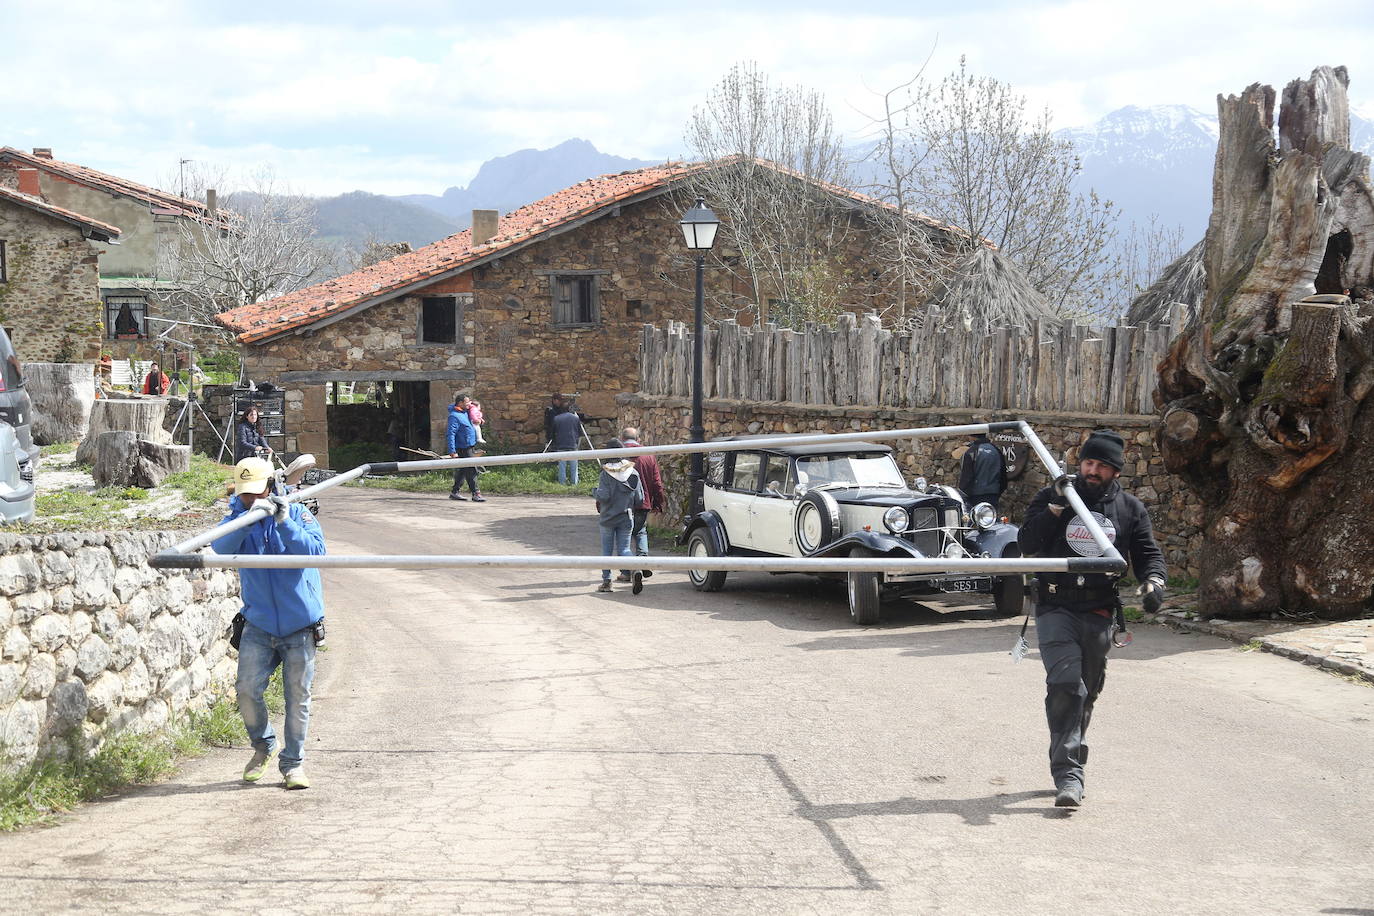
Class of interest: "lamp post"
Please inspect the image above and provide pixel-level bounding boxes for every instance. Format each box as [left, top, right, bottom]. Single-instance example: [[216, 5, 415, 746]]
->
[[679, 197, 719, 513]]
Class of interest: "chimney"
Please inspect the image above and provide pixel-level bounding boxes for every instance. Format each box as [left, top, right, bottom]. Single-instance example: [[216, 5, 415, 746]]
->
[[206, 188, 217, 214], [16, 168, 41, 197], [31, 148, 53, 160], [472, 209, 499, 246]]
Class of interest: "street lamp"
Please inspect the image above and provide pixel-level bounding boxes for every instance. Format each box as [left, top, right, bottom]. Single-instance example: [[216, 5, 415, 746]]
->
[[679, 197, 719, 513]]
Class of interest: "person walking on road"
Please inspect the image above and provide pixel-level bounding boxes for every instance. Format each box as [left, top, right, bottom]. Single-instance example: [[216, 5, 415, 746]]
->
[[213, 457, 327, 790], [551, 404, 584, 486], [959, 431, 1007, 510], [592, 439, 643, 594], [446, 394, 484, 502], [1018, 430, 1166, 808], [618, 427, 665, 588]]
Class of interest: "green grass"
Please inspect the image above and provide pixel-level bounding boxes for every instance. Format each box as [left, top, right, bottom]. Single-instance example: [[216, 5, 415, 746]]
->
[[354, 461, 599, 497], [1122, 605, 1145, 622], [1238, 639, 1264, 652], [23, 452, 233, 533], [40, 441, 76, 456], [1168, 575, 1200, 594], [0, 669, 284, 831]]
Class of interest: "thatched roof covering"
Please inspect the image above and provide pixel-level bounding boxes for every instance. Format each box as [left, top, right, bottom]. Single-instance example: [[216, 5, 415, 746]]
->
[[1127, 239, 1206, 327], [919, 246, 1060, 332]]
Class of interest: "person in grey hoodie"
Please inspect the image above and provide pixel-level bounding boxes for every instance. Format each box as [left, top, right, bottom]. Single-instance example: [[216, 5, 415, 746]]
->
[[592, 439, 644, 593]]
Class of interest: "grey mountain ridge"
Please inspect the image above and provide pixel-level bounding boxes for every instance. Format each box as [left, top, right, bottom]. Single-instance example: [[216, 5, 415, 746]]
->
[[306, 106, 1373, 260]]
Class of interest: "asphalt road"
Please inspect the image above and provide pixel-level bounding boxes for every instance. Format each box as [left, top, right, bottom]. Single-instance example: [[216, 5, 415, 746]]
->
[[3, 490, 1372, 915]]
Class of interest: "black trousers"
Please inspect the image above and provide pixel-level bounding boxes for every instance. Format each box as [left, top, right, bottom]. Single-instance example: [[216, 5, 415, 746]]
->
[[450, 447, 478, 495], [1036, 604, 1112, 788]]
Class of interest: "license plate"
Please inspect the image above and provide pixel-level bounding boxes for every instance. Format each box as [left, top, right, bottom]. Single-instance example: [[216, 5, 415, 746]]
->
[[936, 577, 989, 593]]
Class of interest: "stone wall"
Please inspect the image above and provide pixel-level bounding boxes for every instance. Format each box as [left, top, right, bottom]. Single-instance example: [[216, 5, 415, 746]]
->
[[0, 196, 104, 363], [617, 394, 1203, 582], [0, 530, 242, 771]]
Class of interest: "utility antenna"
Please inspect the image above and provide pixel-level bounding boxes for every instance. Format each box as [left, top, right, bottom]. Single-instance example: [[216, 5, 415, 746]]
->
[[179, 158, 193, 198]]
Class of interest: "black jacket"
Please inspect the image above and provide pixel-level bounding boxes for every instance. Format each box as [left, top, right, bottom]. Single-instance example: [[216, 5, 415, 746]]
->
[[959, 437, 1006, 498], [1019, 478, 1166, 592]]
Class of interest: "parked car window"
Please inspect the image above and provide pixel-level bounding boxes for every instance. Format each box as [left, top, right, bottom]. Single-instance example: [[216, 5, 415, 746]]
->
[[0, 329, 22, 391], [731, 453, 762, 493], [706, 452, 726, 486], [760, 456, 790, 497], [796, 453, 904, 488]]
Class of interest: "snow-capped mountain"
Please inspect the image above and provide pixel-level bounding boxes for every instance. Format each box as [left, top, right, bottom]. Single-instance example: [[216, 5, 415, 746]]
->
[[1061, 103, 1374, 242]]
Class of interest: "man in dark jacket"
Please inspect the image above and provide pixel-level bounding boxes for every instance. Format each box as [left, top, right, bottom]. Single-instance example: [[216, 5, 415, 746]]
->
[[618, 427, 666, 587], [446, 394, 483, 502], [542, 394, 566, 446], [551, 405, 584, 486], [213, 457, 327, 790], [1018, 430, 1166, 808], [959, 432, 1007, 509]]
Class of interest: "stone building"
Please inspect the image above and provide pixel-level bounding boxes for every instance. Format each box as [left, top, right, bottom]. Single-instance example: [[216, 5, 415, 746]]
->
[[216, 160, 950, 465], [0, 147, 231, 361], [0, 183, 120, 362]]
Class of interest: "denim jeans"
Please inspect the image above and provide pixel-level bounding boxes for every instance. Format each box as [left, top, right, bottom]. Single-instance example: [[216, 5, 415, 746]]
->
[[622, 507, 650, 576], [236, 620, 316, 773], [599, 516, 633, 581], [557, 459, 579, 485]]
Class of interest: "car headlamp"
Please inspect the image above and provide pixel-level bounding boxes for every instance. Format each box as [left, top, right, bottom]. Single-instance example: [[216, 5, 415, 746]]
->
[[972, 502, 997, 530], [882, 506, 909, 534], [913, 476, 928, 493]]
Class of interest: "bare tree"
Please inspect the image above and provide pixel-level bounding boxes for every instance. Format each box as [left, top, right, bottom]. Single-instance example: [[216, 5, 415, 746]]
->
[[146, 166, 335, 324], [855, 71, 962, 327], [683, 62, 856, 328], [864, 59, 1124, 323]]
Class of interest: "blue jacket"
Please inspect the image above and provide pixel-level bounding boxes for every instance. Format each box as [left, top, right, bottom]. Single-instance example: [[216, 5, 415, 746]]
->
[[446, 404, 477, 452], [212, 496, 327, 637]]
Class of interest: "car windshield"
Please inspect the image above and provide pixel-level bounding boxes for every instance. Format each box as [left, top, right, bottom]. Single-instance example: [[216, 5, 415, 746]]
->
[[796, 453, 905, 489]]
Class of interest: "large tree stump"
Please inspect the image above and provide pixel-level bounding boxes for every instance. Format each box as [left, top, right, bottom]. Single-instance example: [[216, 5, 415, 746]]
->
[[91, 431, 190, 488], [75, 399, 172, 466], [1155, 66, 1374, 618], [26, 363, 96, 445]]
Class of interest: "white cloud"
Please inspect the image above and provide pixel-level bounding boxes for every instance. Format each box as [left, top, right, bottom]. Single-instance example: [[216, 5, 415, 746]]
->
[[2, 2, 1371, 194]]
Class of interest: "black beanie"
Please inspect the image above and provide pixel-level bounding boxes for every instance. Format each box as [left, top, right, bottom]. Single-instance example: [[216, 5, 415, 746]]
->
[[1080, 430, 1125, 470]]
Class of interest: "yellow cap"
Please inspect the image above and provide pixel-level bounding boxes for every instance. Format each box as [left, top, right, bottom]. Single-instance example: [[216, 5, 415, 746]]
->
[[232, 457, 273, 495]]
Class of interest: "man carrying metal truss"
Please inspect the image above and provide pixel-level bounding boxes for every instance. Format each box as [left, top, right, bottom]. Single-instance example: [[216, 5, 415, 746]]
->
[[1019, 430, 1167, 808]]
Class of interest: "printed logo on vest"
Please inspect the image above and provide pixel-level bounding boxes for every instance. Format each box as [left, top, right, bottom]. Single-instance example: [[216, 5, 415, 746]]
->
[[1066, 511, 1116, 557]]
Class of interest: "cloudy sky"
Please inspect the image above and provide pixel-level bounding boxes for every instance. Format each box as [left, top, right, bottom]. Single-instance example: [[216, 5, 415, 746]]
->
[[4, 0, 1372, 196]]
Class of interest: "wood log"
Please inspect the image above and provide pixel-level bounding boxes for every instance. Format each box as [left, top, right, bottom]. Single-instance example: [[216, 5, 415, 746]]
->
[[75, 399, 172, 465], [91, 431, 190, 488], [26, 362, 96, 445]]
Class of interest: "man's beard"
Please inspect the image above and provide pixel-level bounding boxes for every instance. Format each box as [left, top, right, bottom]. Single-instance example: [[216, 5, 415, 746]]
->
[[1077, 476, 1110, 501]]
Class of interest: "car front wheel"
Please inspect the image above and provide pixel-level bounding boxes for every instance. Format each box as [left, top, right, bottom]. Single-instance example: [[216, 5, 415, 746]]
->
[[687, 529, 728, 592], [846, 548, 882, 626]]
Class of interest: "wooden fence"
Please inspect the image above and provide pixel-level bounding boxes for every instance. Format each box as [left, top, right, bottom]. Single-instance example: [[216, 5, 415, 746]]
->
[[639, 305, 1184, 416]]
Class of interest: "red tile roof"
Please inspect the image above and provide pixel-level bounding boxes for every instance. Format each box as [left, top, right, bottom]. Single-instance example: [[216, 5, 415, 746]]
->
[[0, 147, 231, 229], [0, 184, 121, 240], [218, 157, 953, 344]]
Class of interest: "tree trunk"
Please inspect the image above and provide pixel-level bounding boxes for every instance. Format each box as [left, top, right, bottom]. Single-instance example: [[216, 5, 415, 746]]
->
[[1155, 66, 1374, 618], [25, 363, 95, 445], [75, 399, 172, 466], [91, 431, 190, 489]]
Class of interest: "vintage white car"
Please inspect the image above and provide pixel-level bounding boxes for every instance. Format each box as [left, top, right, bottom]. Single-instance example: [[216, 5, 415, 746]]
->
[[679, 439, 1025, 625]]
